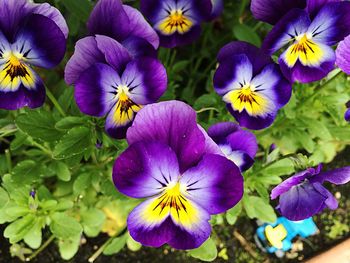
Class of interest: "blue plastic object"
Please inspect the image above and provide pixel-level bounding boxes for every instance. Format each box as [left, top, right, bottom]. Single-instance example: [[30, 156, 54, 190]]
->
[[255, 217, 318, 254]]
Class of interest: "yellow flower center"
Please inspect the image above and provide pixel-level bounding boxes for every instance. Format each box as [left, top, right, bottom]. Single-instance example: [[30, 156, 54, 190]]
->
[[0, 53, 36, 91], [158, 10, 193, 35], [113, 86, 142, 126], [284, 34, 324, 67], [223, 84, 268, 116]]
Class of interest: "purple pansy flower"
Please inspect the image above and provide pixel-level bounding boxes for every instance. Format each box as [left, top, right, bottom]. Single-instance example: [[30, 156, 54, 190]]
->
[[65, 35, 167, 139], [0, 0, 67, 110], [213, 41, 292, 130], [87, 0, 160, 58], [113, 101, 243, 249], [208, 122, 258, 171], [271, 164, 350, 221], [262, 1, 350, 83], [140, 0, 221, 48]]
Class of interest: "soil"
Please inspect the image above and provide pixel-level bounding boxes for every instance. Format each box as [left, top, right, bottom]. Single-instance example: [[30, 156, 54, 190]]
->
[[1, 147, 349, 263]]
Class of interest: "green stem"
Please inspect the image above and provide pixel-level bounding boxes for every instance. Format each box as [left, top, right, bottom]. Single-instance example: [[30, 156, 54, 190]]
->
[[196, 107, 219, 114], [45, 87, 66, 117], [31, 141, 52, 156], [261, 153, 297, 170], [5, 149, 12, 173], [26, 235, 55, 261]]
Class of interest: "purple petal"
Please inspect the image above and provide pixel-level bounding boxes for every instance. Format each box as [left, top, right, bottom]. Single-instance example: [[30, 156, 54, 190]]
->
[[197, 125, 223, 156], [0, 0, 29, 41], [64, 37, 105, 85], [278, 182, 328, 221], [121, 58, 167, 105], [279, 45, 335, 83], [214, 54, 253, 96], [227, 130, 258, 158], [113, 141, 179, 198], [345, 108, 350, 122], [307, 0, 341, 18], [311, 167, 350, 185], [221, 150, 255, 172], [207, 122, 241, 145], [94, 35, 131, 74], [127, 101, 206, 172], [209, 0, 224, 19], [313, 183, 338, 210], [180, 154, 243, 214], [262, 9, 310, 55], [30, 2, 69, 39], [271, 170, 313, 199], [217, 41, 272, 75], [251, 0, 306, 25], [74, 63, 119, 117], [307, 2, 350, 46], [336, 36, 350, 75], [0, 72, 45, 110], [87, 0, 131, 41], [121, 36, 157, 59], [14, 14, 66, 69], [158, 26, 202, 48], [122, 5, 159, 49]]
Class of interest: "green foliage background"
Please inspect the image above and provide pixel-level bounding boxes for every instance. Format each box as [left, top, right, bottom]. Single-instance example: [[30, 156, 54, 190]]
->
[[0, 0, 349, 261]]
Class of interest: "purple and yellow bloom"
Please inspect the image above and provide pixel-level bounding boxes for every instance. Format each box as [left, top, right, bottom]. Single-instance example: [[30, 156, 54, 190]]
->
[[140, 0, 221, 48], [113, 101, 243, 249], [208, 122, 258, 171], [271, 164, 350, 221], [262, 1, 350, 83], [0, 0, 67, 110], [87, 0, 160, 57], [65, 35, 167, 139], [213, 41, 292, 130]]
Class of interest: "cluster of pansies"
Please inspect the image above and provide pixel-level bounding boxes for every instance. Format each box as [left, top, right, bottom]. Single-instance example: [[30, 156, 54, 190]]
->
[[1, 0, 350, 251]]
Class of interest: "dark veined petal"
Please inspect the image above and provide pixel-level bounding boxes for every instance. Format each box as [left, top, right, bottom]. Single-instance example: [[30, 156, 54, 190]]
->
[[217, 41, 272, 75], [13, 14, 66, 69], [262, 9, 311, 55], [251, 0, 306, 25], [113, 141, 180, 199], [121, 36, 157, 59], [278, 182, 328, 221], [127, 101, 206, 172], [87, 0, 131, 41], [336, 36, 350, 75], [207, 122, 241, 145], [180, 154, 243, 214], [122, 5, 159, 49], [30, 2, 69, 38], [74, 63, 120, 117], [120, 57, 167, 105]]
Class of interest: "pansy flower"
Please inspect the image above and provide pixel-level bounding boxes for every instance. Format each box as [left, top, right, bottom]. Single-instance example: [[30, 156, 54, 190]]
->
[[271, 164, 350, 221], [87, 0, 160, 58], [213, 41, 292, 130], [262, 1, 350, 83], [140, 0, 221, 48], [208, 122, 258, 171], [0, 0, 67, 110], [65, 35, 167, 139], [113, 101, 243, 249]]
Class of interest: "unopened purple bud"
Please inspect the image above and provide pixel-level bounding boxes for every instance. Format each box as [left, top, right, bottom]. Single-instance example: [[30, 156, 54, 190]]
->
[[269, 143, 277, 153], [95, 141, 103, 149], [30, 189, 36, 198]]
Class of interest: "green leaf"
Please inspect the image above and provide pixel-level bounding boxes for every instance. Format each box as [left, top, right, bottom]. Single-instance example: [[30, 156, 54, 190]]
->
[[73, 173, 91, 195], [53, 127, 91, 160], [61, 0, 92, 21], [243, 196, 277, 223], [50, 161, 71, 182], [12, 160, 46, 185], [0, 187, 9, 208], [293, 129, 315, 153], [188, 238, 218, 262], [4, 214, 37, 243], [233, 24, 261, 46], [193, 94, 218, 110], [81, 208, 106, 237], [126, 233, 142, 252], [50, 213, 82, 239], [103, 233, 128, 255], [58, 234, 81, 260], [23, 218, 44, 249], [15, 110, 63, 142], [55, 116, 88, 131], [262, 158, 295, 177], [226, 202, 242, 225]]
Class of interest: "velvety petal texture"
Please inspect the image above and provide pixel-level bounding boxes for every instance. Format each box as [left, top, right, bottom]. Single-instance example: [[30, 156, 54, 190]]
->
[[140, 0, 213, 47], [214, 42, 292, 130], [271, 164, 349, 221], [336, 36, 350, 75], [208, 122, 258, 171], [114, 101, 244, 249], [0, 0, 67, 110]]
